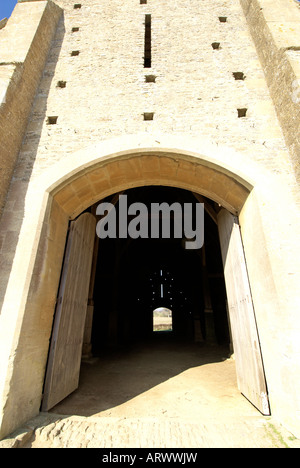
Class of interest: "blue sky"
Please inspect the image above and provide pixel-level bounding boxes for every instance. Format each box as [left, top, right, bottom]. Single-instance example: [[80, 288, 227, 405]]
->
[[0, 0, 18, 20]]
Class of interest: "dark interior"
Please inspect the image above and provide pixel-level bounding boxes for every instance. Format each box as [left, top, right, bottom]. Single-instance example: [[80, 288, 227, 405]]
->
[[91, 186, 230, 354]]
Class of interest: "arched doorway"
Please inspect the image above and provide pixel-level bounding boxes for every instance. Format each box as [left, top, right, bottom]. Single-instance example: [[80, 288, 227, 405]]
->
[[0, 137, 277, 438], [41, 179, 269, 415], [153, 308, 173, 333]]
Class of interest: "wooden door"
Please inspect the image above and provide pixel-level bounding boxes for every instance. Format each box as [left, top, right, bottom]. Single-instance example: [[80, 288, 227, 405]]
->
[[42, 212, 96, 411], [217, 209, 270, 415]]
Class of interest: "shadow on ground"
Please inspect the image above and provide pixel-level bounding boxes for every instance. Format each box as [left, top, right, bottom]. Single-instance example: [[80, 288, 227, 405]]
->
[[49, 334, 230, 417]]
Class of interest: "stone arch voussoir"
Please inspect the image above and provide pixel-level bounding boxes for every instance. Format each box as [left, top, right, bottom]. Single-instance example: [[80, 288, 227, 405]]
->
[[42, 135, 254, 218]]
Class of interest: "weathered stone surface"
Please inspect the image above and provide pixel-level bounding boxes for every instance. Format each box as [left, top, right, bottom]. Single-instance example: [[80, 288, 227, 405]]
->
[[0, 0, 62, 216], [240, 0, 300, 181], [0, 0, 299, 443]]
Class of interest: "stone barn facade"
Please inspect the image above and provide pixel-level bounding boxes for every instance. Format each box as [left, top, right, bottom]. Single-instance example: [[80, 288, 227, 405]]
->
[[0, 0, 300, 441]]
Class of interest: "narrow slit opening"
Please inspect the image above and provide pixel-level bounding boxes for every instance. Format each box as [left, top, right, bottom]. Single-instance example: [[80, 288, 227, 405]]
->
[[144, 14, 152, 68]]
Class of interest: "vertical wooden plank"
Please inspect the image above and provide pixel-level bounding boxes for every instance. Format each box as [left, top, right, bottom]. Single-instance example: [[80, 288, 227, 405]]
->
[[82, 233, 99, 358], [42, 212, 96, 411], [217, 209, 270, 415]]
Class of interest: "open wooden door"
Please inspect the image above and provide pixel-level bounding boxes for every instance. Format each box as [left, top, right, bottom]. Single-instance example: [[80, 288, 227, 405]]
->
[[42, 212, 96, 411], [217, 209, 270, 415]]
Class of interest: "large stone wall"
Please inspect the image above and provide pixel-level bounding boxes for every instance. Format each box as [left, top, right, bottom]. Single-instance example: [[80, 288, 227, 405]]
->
[[1, 0, 299, 212], [14, 0, 294, 182], [0, 0, 62, 216], [240, 0, 300, 181], [0, 0, 300, 440]]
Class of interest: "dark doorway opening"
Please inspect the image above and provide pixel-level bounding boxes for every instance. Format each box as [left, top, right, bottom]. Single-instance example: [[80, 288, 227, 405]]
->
[[153, 307, 173, 333], [91, 186, 230, 355]]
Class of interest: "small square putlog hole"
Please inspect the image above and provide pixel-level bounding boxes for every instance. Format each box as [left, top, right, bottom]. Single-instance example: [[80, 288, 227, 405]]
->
[[145, 75, 156, 83], [74, 4, 81, 9], [71, 50, 80, 56], [72, 27, 80, 32], [211, 42, 221, 50], [47, 116, 58, 125], [219, 17, 227, 22], [143, 112, 154, 121], [57, 81, 67, 88], [233, 72, 245, 81], [237, 108, 247, 118]]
